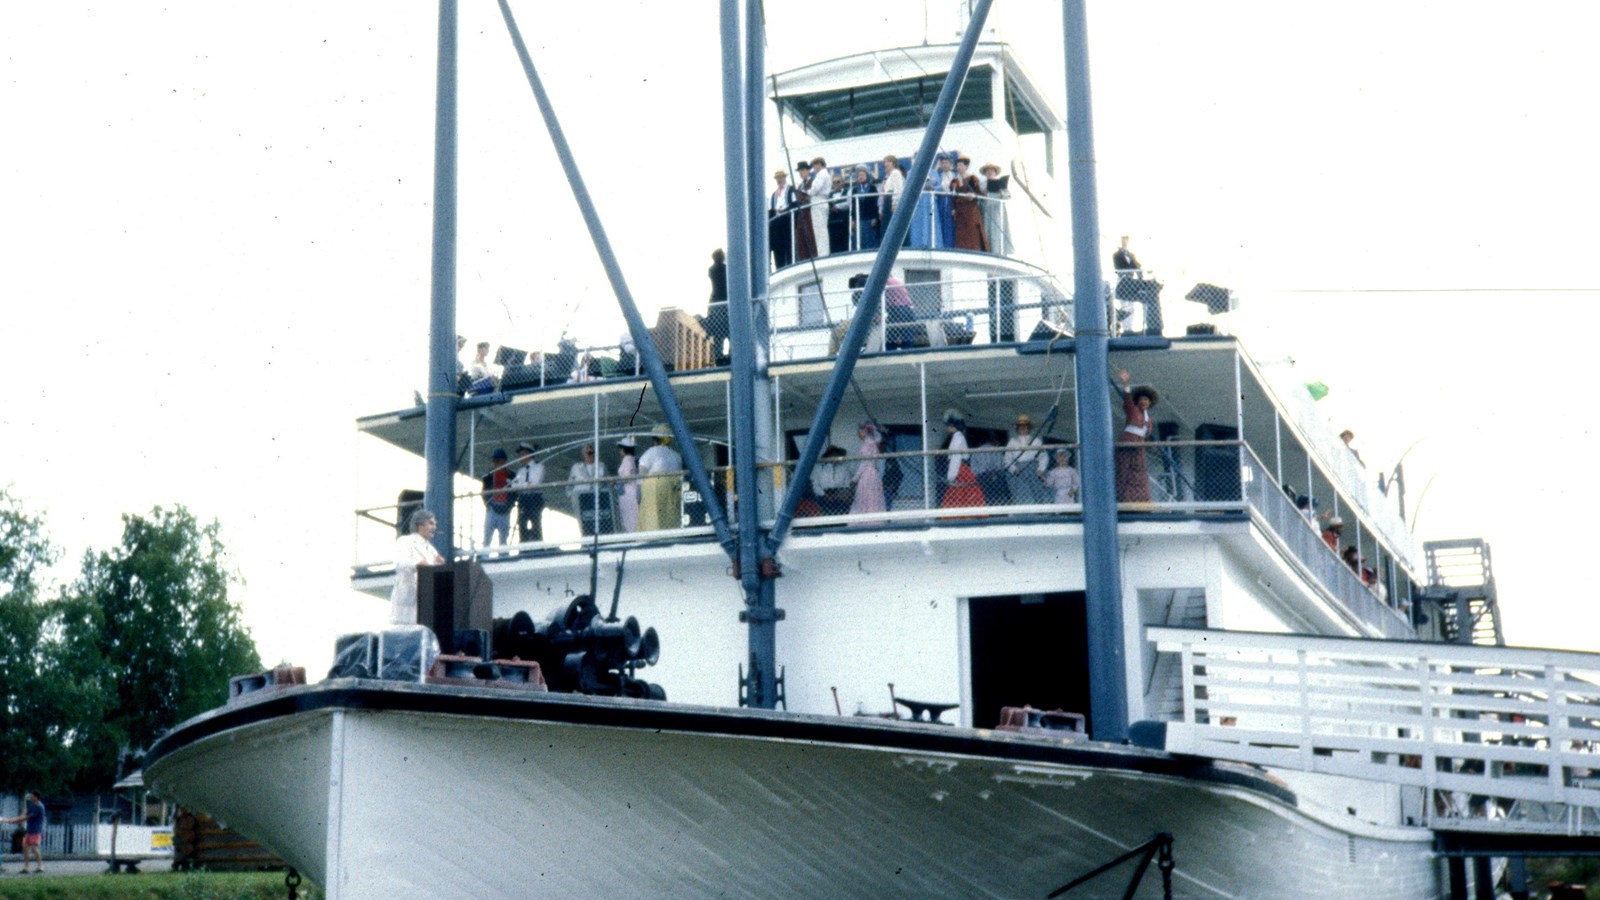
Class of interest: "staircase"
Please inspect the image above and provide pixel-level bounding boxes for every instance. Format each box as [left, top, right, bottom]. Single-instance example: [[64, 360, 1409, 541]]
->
[[1148, 626, 1600, 838], [1422, 538, 1505, 647]]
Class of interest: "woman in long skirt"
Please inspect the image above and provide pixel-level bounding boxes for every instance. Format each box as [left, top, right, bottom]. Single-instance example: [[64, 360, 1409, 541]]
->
[[615, 437, 640, 532], [939, 410, 986, 509], [1114, 369, 1158, 502], [849, 422, 888, 523]]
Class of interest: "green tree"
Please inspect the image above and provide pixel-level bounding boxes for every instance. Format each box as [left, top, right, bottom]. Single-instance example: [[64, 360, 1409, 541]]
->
[[61, 506, 262, 788], [0, 489, 101, 795]]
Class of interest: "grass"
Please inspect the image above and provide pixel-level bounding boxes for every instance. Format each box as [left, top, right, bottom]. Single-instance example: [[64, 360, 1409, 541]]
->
[[0, 870, 321, 899]]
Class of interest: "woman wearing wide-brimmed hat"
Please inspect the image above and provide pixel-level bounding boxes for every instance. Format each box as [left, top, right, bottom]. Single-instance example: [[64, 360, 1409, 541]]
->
[[1115, 369, 1160, 502], [939, 409, 986, 509], [615, 436, 640, 532]]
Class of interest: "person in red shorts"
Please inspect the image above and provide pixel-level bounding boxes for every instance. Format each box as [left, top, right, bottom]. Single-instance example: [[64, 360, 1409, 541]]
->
[[2, 792, 45, 874]]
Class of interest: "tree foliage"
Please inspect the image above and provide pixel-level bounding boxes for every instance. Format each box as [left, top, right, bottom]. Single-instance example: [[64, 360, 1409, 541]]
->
[[0, 489, 100, 795], [58, 506, 263, 789], [0, 495, 264, 792]]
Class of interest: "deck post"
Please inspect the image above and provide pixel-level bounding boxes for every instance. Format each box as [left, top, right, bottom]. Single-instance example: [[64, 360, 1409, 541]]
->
[[721, 0, 780, 707], [423, 0, 459, 559], [1063, 0, 1129, 742]]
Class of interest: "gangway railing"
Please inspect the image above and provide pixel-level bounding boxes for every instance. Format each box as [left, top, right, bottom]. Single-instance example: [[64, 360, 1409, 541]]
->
[[1148, 626, 1600, 836]]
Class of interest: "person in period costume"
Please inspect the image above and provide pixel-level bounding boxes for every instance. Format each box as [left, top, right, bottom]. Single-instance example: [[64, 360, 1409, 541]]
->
[[907, 153, 936, 249], [939, 409, 985, 509], [1044, 448, 1081, 504], [883, 275, 918, 350], [567, 444, 614, 536], [481, 448, 514, 546], [979, 162, 1010, 256], [849, 421, 888, 522], [848, 165, 881, 250], [637, 424, 685, 531], [615, 436, 640, 533], [792, 161, 818, 261], [1114, 369, 1158, 502], [950, 156, 989, 251], [1004, 414, 1050, 504], [879, 155, 905, 233], [703, 248, 729, 364], [390, 509, 445, 625], [509, 442, 545, 542], [807, 157, 834, 257], [933, 153, 956, 248], [768, 170, 797, 268], [827, 167, 851, 253]]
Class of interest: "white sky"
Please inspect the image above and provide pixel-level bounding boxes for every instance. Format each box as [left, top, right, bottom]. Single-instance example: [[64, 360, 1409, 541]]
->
[[3, 2, 1597, 673]]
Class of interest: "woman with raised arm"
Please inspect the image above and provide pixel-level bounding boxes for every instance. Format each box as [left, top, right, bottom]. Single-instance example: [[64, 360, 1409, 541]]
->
[[1114, 369, 1159, 502]]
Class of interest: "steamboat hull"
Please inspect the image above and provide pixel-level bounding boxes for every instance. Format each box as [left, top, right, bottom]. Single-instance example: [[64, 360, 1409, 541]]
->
[[147, 681, 1440, 898]]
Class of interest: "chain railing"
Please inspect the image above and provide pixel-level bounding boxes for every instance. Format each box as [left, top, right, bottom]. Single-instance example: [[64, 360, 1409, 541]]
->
[[768, 273, 1071, 362], [768, 189, 1015, 270]]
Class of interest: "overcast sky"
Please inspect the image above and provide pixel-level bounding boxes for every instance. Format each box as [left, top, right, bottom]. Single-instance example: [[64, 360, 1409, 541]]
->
[[4, 2, 1596, 672]]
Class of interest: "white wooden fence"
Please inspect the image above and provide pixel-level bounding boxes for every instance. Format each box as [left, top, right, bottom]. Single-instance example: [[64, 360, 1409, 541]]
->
[[1148, 626, 1600, 835]]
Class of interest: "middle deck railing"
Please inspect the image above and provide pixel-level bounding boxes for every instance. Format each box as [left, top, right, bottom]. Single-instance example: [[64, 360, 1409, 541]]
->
[[356, 439, 1410, 635]]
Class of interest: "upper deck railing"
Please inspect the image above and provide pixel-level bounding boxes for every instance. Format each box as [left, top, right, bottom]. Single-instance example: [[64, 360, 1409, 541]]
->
[[768, 189, 1015, 269]]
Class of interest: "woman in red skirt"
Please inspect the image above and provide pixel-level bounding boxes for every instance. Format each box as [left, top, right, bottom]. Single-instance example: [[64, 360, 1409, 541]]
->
[[940, 409, 986, 509]]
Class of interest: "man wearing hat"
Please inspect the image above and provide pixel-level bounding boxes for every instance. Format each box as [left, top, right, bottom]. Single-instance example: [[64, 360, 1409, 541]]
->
[[792, 160, 819, 261], [805, 157, 833, 258], [1004, 414, 1050, 505], [482, 449, 515, 547], [637, 424, 685, 531], [768, 169, 797, 268], [509, 442, 545, 543]]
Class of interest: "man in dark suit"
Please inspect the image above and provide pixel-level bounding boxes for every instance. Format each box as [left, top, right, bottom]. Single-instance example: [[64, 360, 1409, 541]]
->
[[1111, 235, 1163, 336]]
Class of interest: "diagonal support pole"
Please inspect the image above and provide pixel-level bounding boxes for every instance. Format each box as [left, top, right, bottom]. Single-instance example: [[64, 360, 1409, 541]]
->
[[496, 0, 736, 559], [764, 0, 994, 555]]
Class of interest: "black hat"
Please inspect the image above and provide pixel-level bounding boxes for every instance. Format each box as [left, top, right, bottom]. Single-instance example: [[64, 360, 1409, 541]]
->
[[492, 448, 508, 460], [1130, 385, 1159, 406], [796, 160, 812, 170]]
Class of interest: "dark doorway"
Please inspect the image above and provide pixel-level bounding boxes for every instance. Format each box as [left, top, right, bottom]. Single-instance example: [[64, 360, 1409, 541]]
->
[[968, 592, 1090, 730]]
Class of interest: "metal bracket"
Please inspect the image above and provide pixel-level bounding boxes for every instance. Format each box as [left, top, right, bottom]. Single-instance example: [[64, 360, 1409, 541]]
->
[[738, 606, 786, 623], [1047, 832, 1174, 899], [738, 662, 787, 710]]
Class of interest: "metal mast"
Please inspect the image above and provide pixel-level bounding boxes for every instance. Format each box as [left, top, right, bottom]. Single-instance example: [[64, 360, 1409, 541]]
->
[[1064, 0, 1129, 742], [423, 0, 459, 559]]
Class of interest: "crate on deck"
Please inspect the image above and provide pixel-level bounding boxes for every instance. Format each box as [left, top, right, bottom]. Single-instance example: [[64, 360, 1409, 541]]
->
[[650, 308, 713, 372]]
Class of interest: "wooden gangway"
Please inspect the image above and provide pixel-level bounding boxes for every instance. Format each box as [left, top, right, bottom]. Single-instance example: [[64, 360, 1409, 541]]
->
[[1148, 626, 1600, 836]]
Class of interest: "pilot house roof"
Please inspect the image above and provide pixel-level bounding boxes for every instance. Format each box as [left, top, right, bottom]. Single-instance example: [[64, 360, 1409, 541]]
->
[[770, 43, 1061, 142]]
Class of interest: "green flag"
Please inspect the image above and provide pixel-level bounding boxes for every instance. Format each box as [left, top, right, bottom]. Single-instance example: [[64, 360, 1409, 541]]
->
[[1305, 381, 1330, 401]]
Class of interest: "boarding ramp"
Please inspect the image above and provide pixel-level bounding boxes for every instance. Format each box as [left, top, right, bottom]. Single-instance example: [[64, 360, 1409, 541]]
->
[[1147, 626, 1600, 836]]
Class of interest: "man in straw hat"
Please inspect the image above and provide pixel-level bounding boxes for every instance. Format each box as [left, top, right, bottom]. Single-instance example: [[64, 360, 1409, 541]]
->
[[637, 424, 685, 531], [1004, 414, 1050, 505]]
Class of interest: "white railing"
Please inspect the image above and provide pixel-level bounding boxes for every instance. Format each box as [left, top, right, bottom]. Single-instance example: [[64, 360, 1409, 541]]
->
[[1149, 626, 1600, 835], [768, 272, 1071, 362]]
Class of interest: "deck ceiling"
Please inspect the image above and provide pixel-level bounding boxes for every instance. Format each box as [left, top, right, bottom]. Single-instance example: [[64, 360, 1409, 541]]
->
[[356, 339, 1244, 477]]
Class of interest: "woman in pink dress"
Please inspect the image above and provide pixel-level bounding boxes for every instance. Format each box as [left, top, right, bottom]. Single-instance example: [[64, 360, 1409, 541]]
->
[[849, 422, 887, 522], [615, 436, 640, 532]]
